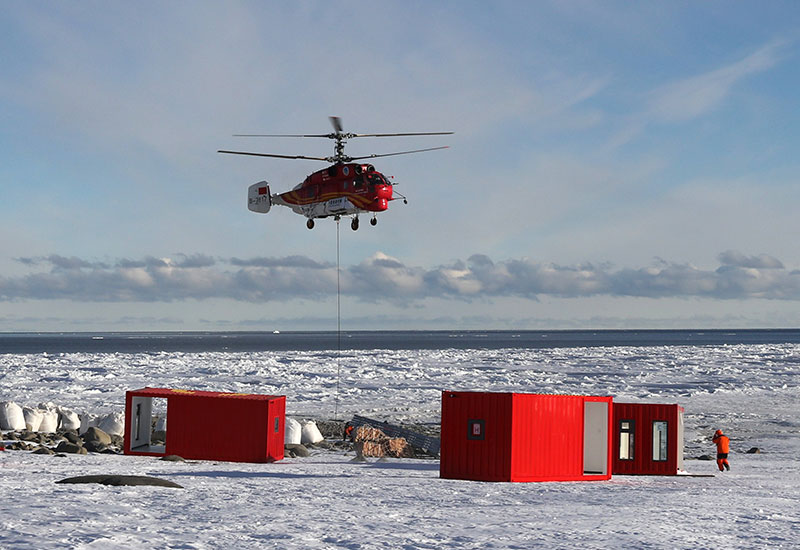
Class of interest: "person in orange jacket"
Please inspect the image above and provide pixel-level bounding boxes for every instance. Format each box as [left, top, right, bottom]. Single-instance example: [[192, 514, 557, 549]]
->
[[712, 429, 730, 472]]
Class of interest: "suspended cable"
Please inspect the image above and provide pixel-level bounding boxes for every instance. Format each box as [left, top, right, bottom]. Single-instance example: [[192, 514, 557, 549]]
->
[[334, 217, 342, 419]]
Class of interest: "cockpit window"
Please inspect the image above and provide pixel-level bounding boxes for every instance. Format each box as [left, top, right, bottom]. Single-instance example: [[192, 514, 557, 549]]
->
[[366, 173, 385, 186]]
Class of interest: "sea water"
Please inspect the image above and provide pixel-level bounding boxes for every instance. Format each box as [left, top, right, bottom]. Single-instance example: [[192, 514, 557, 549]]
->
[[3, 329, 800, 354]]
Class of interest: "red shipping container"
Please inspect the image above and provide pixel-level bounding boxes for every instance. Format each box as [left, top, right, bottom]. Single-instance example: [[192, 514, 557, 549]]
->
[[124, 387, 285, 463], [440, 391, 613, 482], [612, 402, 684, 475]]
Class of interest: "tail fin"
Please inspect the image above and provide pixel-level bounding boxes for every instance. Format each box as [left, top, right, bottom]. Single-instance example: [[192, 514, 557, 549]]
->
[[248, 181, 272, 213]]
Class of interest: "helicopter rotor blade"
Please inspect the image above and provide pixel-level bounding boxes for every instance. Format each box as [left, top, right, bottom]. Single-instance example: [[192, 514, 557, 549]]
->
[[329, 116, 344, 133], [223, 118, 452, 164], [351, 131, 454, 138], [233, 133, 332, 138], [348, 145, 450, 161], [217, 150, 329, 161], [233, 131, 453, 139]]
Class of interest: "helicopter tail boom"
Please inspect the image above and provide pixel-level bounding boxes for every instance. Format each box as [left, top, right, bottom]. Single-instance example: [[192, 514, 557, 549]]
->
[[247, 181, 272, 214]]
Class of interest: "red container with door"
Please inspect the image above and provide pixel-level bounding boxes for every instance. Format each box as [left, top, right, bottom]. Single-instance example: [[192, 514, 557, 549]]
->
[[124, 387, 285, 463], [612, 402, 684, 475], [440, 391, 613, 482]]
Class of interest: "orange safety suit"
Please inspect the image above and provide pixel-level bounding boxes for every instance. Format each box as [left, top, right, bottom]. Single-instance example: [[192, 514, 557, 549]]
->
[[712, 430, 730, 472]]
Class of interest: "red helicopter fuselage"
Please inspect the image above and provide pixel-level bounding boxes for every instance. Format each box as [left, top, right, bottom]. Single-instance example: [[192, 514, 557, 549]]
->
[[276, 162, 393, 214]]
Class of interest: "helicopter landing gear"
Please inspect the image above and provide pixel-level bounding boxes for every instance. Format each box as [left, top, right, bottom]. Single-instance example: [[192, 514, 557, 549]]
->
[[351, 217, 359, 231], [370, 217, 377, 226], [306, 219, 315, 229]]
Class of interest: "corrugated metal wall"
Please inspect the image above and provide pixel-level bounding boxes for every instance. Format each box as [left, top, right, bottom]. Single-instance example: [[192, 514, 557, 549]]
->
[[510, 394, 585, 481], [266, 396, 286, 462], [440, 391, 513, 481], [612, 403, 682, 475]]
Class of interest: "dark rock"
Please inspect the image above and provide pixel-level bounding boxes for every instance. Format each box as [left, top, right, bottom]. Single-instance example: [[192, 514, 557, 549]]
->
[[84, 441, 108, 453], [110, 435, 124, 447], [159, 454, 185, 462], [55, 441, 87, 455], [285, 443, 309, 457], [746, 447, 761, 454], [82, 427, 112, 446], [6, 432, 19, 440], [57, 475, 183, 489], [32, 446, 55, 455], [63, 432, 81, 444], [20, 431, 42, 442], [10, 441, 32, 451]]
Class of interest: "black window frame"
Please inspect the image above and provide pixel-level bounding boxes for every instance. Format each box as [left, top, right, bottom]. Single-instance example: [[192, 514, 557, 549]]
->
[[467, 419, 485, 440], [652, 420, 669, 462], [618, 419, 635, 461]]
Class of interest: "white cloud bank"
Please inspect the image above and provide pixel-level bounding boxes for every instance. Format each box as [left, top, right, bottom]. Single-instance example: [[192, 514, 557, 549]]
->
[[2, 250, 799, 304]]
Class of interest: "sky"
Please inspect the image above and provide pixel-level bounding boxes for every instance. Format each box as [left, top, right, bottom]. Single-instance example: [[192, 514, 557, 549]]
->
[[2, 1, 800, 332]]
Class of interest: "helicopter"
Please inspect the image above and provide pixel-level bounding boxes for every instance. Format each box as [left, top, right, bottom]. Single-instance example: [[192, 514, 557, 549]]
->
[[218, 117, 452, 230]]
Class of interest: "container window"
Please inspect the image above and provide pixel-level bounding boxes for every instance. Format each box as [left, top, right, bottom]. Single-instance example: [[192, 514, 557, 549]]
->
[[467, 419, 485, 440], [619, 420, 635, 460], [653, 421, 668, 461], [274, 416, 280, 433]]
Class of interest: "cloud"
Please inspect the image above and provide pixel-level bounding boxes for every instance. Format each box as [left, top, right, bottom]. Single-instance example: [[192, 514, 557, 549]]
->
[[3, 251, 800, 303], [230, 256, 331, 269], [174, 254, 217, 268], [608, 40, 789, 148], [16, 255, 107, 270], [718, 250, 784, 269], [648, 41, 785, 123]]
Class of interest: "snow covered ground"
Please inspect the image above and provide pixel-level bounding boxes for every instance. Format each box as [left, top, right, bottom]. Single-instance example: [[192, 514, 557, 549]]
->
[[2, 343, 799, 549]]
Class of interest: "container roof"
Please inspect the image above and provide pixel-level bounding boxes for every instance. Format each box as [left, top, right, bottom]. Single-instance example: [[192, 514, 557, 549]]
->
[[128, 387, 282, 400]]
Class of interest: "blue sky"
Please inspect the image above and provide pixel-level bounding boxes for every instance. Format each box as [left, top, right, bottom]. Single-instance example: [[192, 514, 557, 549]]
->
[[2, 1, 800, 331]]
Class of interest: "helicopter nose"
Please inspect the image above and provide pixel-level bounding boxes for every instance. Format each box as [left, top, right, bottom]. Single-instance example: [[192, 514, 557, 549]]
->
[[369, 197, 389, 211], [376, 185, 392, 200]]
